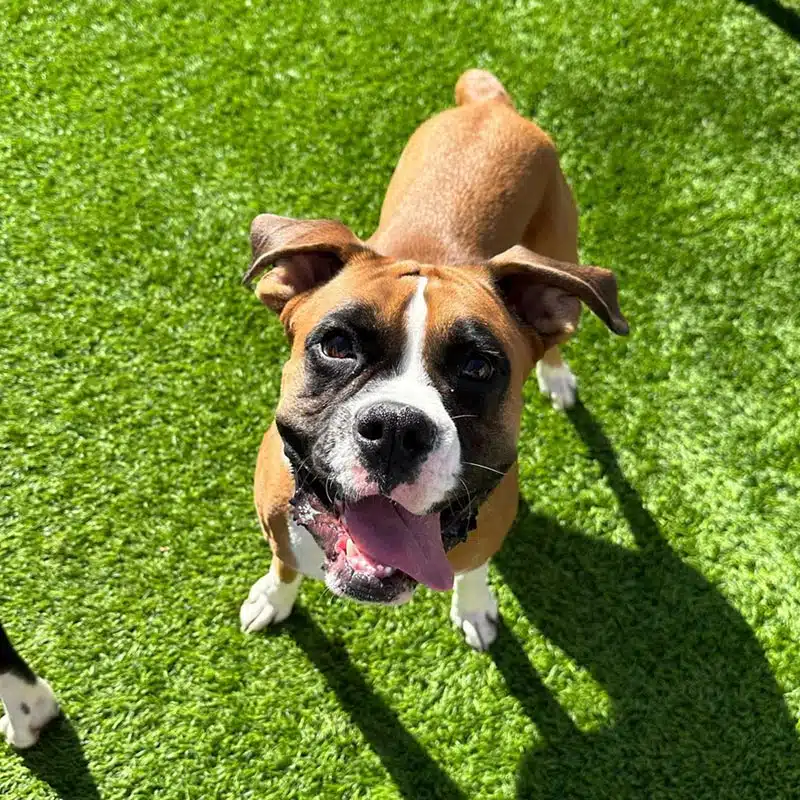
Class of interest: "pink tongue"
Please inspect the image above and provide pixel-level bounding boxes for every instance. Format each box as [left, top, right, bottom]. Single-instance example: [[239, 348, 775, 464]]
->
[[343, 496, 454, 591]]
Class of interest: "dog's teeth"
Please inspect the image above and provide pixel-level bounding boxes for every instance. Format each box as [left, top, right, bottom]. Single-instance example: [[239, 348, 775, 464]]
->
[[341, 537, 394, 577]]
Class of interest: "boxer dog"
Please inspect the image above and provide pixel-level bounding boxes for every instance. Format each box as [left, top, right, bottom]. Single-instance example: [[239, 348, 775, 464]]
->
[[239, 70, 628, 650], [1, 622, 59, 748]]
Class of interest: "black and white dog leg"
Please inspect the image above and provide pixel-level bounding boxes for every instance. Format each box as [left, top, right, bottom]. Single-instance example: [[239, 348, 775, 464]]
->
[[0, 623, 59, 748]]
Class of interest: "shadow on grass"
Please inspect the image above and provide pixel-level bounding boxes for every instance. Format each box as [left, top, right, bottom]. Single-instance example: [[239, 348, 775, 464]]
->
[[490, 401, 800, 798], [738, 0, 800, 41], [17, 715, 100, 800], [285, 609, 466, 800]]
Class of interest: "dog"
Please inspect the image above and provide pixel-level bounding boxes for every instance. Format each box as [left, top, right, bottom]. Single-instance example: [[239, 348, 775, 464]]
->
[[1, 622, 59, 748], [239, 69, 628, 650]]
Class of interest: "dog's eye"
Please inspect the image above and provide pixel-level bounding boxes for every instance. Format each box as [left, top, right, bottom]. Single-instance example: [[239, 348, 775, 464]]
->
[[320, 331, 356, 359], [460, 353, 495, 381]]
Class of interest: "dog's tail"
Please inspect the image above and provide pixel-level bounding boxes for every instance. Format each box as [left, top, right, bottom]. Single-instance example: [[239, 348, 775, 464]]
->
[[455, 69, 513, 107]]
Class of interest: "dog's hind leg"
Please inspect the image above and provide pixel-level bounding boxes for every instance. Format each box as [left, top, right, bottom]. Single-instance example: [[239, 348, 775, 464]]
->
[[0, 623, 59, 748], [521, 162, 581, 410], [536, 346, 578, 410]]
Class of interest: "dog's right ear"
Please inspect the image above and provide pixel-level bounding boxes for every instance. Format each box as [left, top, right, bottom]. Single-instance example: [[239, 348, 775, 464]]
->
[[243, 214, 374, 314]]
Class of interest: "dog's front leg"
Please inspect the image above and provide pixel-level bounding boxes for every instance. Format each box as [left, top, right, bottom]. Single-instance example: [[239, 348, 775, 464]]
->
[[450, 562, 499, 651], [240, 557, 302, 634]]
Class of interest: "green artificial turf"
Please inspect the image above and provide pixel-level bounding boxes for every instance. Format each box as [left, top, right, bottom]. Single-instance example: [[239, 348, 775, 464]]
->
[[1, 0, 799, 797]]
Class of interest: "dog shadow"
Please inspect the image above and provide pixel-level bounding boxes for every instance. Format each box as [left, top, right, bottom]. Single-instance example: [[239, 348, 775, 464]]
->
[[14, 714, 100, 800], [279, 401, 799, 798], [737, 0, 800, 42], [490, 401, 800, 798], [286, 609, 466, 800]]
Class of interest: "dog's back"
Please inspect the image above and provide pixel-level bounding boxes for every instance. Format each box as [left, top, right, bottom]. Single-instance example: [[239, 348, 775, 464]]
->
[[368, 70, 578, 266]]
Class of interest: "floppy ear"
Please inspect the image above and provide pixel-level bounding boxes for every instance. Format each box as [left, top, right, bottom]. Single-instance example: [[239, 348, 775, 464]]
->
[[486, 245, 629, 350], [242, 214, 375, 314]]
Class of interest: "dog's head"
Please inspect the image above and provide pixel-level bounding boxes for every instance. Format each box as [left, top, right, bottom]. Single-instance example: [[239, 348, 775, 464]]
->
[[245, 214, 628, 604]]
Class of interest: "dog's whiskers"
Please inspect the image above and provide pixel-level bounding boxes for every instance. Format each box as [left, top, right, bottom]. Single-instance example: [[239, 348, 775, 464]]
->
[[459, 478, 473, 510], [324, 475, 336, 506], [289, 456, 314, 493], [463, 461, 505, 476]]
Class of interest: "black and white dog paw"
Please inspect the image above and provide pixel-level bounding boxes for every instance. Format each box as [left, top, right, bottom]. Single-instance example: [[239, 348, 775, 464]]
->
[[1, 676, 60, 749]]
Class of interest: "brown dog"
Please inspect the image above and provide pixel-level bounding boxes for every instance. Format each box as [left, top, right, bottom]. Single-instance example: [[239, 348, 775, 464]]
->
[[239, 70, 627, 649]]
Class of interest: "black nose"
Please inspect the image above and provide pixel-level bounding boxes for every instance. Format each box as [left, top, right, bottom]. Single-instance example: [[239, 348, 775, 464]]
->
[[354, 402, 437, 490]]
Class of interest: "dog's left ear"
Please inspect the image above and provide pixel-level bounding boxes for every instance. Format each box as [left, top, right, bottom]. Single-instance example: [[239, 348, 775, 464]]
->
[[486, 245, 629, 349], [243, 214, 375, 313]]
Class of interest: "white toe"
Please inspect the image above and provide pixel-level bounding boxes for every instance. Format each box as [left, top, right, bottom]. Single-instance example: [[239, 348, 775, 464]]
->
[[240, 571, 301, 633], [536, 360, 577, 410]]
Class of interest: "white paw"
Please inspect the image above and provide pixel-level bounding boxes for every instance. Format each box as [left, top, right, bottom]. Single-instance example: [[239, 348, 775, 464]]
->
[[240, 571, 301, 633], [1, 677, 59, 749], [450, 607, 499, 651], [450, 563, 499, 651], [536, 360, 577, 410]]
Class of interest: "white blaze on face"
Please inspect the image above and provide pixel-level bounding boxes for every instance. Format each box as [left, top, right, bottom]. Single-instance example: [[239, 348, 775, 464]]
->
[[388, 277, 461, 512], [329, 277, 462, 513]]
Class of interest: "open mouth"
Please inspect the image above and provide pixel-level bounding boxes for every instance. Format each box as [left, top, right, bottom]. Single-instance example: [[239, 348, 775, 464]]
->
[[289, 460, 481, 604]]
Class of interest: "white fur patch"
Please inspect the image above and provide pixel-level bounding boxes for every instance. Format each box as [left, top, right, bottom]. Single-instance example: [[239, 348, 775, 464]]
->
[[405, 275, 428, 361], [329, 277, 461, 513], [450, 562, 499, 651], [0, 672, 59, 749], [536, 360, 577, 410]]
